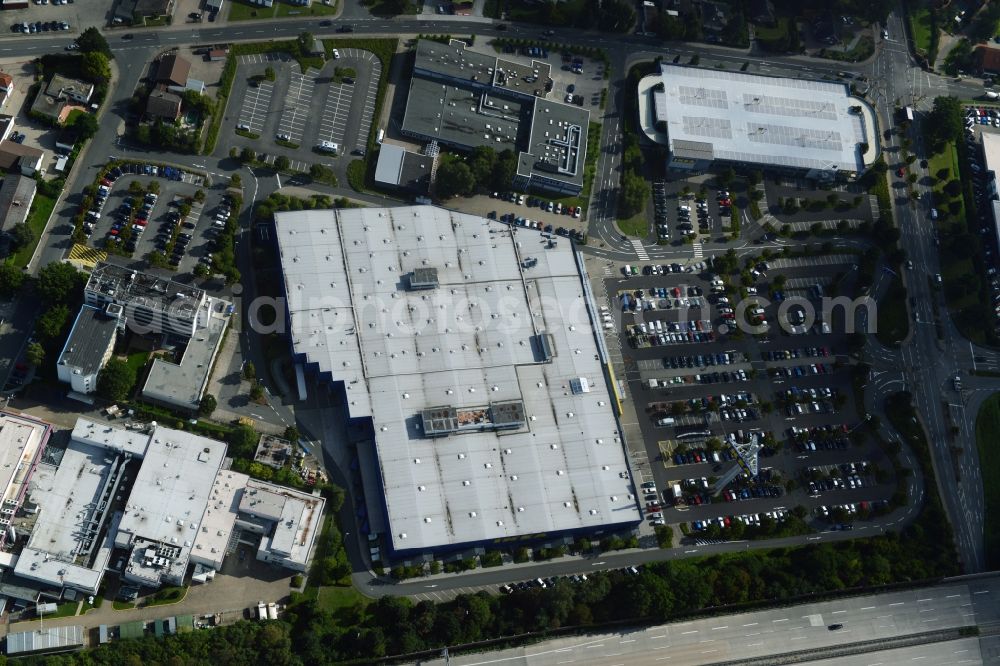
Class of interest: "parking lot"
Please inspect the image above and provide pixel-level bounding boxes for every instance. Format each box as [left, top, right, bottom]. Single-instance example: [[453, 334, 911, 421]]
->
[[79, 161, 231, 277], [602, 249, 897, 540], [236, 80, 274, 135], [227, 48, 381, 169]]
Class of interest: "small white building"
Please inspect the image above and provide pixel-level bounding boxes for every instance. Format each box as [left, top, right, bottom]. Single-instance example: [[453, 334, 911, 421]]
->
[[56, 304, 122, 395]]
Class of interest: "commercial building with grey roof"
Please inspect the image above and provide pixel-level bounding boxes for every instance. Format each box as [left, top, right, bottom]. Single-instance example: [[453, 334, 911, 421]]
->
[[274, 206, 641, 556], [83, 262, 233, 412], [639, 63, 879, 180], [56, 304, 121, 395], [401, 39, 589, 195], [374, 143, 434, 194]]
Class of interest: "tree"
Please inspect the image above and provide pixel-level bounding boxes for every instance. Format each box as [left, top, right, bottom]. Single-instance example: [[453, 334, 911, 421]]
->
[[228, 424, 258, 458], [97, 358, 137, 402], [25, 342, 44, 367], [81, 51, 111, 84], [243, 360, 256, 381], [619, 170, 650, 219], [35, 304, 69, 340], [193, 189, 206, 203], [298, 31, 315, 54], [435, 161, 476, 199], [284, 425, 301, 442], [491, 149, 518, 191], [250, 381, 264, 401], [36, 261, 82, 303], [274, 155, 290, 171], [199, 393, 217, 417], [76, 27, 111, 57], [72, 111, 99, 140], [7, 222, 33, 250], [925, 96, 963, 152], [0, 263, 24, 297], [240, 147, 256, 163], [264, 66, 276, 81]]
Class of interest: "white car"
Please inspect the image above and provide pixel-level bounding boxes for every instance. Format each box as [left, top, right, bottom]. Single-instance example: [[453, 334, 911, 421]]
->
[[332, 49, 341, 59]]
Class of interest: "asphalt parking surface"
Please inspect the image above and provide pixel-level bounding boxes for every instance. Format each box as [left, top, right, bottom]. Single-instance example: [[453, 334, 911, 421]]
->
[[224, 49, 382, 169], [604, 256, 897, 539]]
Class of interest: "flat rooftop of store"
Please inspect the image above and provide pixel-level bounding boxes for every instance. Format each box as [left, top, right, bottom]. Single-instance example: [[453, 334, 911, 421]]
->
[[401, 76, 529, 150], [650, 63, 868, 172], [86, 262, 204, 315], [274, 206, 640, 553]]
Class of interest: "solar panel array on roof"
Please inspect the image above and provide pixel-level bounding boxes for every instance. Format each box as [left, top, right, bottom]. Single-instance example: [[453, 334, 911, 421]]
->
[[743, 94, 838, 121], [681, 116, 732, 140], [651, 62, 869, 173]]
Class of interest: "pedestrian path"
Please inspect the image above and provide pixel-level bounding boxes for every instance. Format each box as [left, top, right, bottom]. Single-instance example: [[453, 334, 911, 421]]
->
[[631, 239, 649, 260]]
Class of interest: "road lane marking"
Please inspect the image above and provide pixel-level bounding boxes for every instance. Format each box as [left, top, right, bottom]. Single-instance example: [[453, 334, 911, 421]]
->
[[584, 644, 604, 649], [681, 630, 698, 635], [861, 606, 876, 610], [711, 626, 728, 630], [832, 610, 847, 614], [889, 602, 905, 606], [743, 623, 758, 627], [620, 639, 635, 644], [773, 618, 789, 623]]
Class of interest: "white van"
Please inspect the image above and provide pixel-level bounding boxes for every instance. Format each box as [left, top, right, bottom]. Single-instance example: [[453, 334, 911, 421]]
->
[[623, 265, 632, 276], [657, 417, 675, 426]]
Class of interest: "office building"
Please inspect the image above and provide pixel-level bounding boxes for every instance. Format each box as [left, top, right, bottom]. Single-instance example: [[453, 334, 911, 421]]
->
[[401, 39, 589, 195], [56, 304, 122, 395]]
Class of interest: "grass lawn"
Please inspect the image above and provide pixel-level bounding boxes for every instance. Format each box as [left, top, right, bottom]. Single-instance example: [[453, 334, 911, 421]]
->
[[617, 210, 648, 237], [908, 5, 933, 55], [228, 0, 338, 20], [44, 601, 79, 618], [144, 586, 187, 608], [875, 275, 909, 347], [7, 192, 55, 269], [124, 351, 150, 377], [974, 392, 1000, 570], [316, 585, 369, 619], [754, 16, 788, 42], [113, 600, 136, 610]]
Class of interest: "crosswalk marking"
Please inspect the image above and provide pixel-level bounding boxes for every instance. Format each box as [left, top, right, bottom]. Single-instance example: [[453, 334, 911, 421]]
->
[[693, 241, 704, 259], [630, 239, 649, 260]]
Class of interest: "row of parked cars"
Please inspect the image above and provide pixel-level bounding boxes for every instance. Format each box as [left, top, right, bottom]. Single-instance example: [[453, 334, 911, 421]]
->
[[662, 351, 744, 369], [11, 20, 70, 33], [691, 509, 789, 532], [762, 346, 830, 361]]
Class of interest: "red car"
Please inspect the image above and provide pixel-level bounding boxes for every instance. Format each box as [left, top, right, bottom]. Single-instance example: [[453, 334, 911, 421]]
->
[[134, 219, 147, 226], [896, 167, 905, 177], [719, 198, 732, 206], [109, 229, 119, 236]]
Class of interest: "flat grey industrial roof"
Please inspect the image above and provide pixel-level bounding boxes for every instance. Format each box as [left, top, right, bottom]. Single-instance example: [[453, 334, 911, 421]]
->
[[141, 296, 231, 410], [17, 440, 115, 591], [275, 207, 640, 553], [517, 97, 589, 188], [982, 130, 1000, 176], [0, 174, 35, 233], [649, 63, 868, 173], [118, 424, 227, 556], [86, 262, 204, 320], [57, 305, 117, 377], [0, 412, 49, 509], [414, 39, 551, 96], [402, 76, 528, 151], [374, 144, 433, 192]]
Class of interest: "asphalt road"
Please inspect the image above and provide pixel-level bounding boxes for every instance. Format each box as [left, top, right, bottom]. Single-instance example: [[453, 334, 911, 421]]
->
[[417, 575, 1000, 666]]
